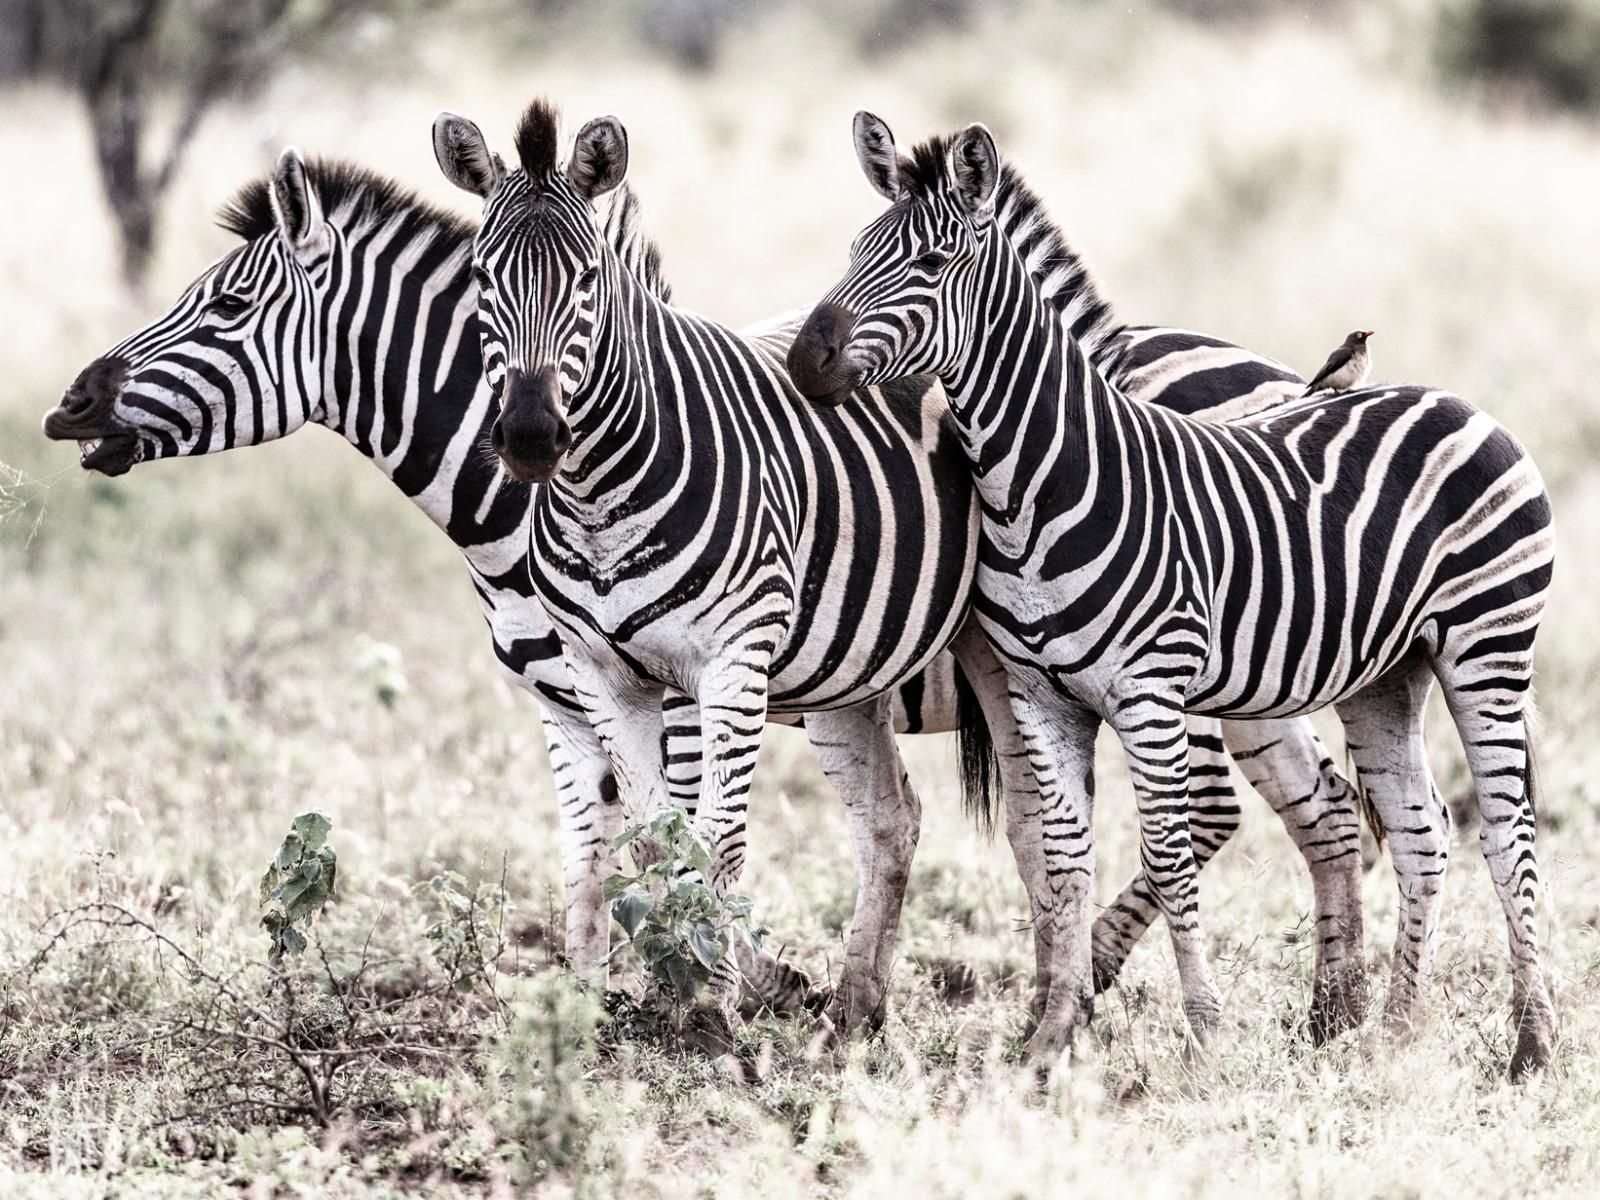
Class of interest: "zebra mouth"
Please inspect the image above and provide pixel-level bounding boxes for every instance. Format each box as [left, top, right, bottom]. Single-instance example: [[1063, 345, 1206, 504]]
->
[[74, 432, 142, 476]]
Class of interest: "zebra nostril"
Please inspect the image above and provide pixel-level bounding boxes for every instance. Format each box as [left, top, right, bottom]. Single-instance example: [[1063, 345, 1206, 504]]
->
[[817, 344, 838, 371], [490, 421, 506, 451]]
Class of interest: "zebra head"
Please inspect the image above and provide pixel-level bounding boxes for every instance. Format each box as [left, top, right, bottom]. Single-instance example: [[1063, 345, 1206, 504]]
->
[[789, 112, 1001, 407], [42, 149, 331, 475], [433, 102, 627, 485]]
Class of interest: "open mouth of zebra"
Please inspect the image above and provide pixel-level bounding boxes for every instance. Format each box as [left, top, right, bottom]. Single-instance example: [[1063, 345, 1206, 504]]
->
[[40, 411, 143, 477]]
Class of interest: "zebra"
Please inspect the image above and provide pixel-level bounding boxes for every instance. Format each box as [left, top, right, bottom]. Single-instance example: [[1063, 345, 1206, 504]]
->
[[433, 100, 1375, 1040], [788, 112, 1556, 1077]]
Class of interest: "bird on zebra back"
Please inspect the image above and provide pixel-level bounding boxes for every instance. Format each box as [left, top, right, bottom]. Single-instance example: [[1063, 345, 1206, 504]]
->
[[1304, 329, 1375, 395], [434, 98, 1380, 1049], [789, 111, 1557, 1079]]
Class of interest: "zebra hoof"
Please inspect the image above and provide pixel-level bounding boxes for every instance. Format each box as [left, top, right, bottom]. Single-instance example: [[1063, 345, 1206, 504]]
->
[[681, 1002, 738, 1060], [1509, 1016, 1554, 1081], [1309, 965, 1370, 1046], [1091, 954, 1125, 995]]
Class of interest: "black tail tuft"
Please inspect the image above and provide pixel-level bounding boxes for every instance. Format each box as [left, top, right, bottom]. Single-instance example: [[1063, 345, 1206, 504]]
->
[[955, 665, 1000, 837]]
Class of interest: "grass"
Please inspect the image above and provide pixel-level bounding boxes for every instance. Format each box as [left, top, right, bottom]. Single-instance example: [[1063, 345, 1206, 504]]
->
[[3, 2, 1600, 1196]]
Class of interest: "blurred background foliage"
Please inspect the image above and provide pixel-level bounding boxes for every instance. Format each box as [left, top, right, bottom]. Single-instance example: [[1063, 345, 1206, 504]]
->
[[3, 0, 1600, 288]]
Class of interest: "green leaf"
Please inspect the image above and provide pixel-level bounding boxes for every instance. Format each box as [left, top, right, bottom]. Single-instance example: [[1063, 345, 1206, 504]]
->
[[611, 822, 648, 851], [661, 953, 702, 1002], [600, 874, 637, 902], [276, 833, 303, 871], [291, 813, 332, 852], [258, 865, 278, 909], [280, 925, 307, 958], [687, 921, 725, 970], [612, 892, 653, 937]]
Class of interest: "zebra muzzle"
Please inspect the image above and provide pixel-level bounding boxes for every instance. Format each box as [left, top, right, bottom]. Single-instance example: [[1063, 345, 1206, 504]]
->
[[787, 302, 861, 407], [493, 364, 572, 484]]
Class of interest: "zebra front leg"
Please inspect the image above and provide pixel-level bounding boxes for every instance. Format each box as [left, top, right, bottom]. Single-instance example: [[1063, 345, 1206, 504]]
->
[[807, 696, 920, 1035], [684, 654, 775, 1052], [1221, 716, 1368, 1044], [541, 702, 626, 983], [1090, 717, 1240, 995], [949, 624, 1054, 1025], [1109, 695, 1223, 1041], [1009, 682, 1101, 1062], [1334, 657, 1447, 1037]]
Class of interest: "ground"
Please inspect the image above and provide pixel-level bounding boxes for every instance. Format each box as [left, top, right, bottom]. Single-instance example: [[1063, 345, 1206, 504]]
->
[[3, 5, 1599, 1197]]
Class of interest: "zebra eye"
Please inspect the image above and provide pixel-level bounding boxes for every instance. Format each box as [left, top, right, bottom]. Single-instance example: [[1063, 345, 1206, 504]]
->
[[914, 250, 948, 273], [576, 266, 599, 290], [471, 266, 494, 292], [210, 293, 249, 317]]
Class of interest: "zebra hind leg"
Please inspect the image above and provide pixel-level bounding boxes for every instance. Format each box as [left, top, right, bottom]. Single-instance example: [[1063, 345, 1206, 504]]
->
[[1090, 717, 1240, 996], [807, 697, 921, 1035], [1334, 657, 1446, 1038], [949, 625, 1054, 1028], [1438, 666, 1555, 1080], [1221, 716, 1369, 1045]]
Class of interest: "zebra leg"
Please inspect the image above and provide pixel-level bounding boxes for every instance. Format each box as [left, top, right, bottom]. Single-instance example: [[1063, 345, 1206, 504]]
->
[[663, 694, 825, 1015], [949, 625, 1053, 1024], [662, 693, 704, 812], [1009, 682, 1101, 1061], [1437, 669, 1555, 1079], [686, 655, 775, 1047], [1335, 658, 1447, 1036], [1108, 696, 1224, 1040], [1089, 718, 1240, 995], [1220, 717, 1368, 1044], [568, 662, 673, 831], [540, 702, 625, 983], [807, 696, 920, 1034]]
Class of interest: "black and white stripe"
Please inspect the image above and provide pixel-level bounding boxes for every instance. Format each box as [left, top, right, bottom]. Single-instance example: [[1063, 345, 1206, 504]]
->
[[793, 114, 1554, 1075]]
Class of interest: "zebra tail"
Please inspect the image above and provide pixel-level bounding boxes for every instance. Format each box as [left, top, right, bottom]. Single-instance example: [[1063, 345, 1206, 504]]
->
[[954, 666, 1000, 837], [1525, 710, 1542, 825]]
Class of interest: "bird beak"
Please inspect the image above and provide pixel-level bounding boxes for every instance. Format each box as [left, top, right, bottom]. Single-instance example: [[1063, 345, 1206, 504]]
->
[[1366, 330, 1376, 338]]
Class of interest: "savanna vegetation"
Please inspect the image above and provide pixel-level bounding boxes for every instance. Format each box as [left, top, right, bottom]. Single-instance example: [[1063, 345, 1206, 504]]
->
[[3, 2, 1599, 1196]]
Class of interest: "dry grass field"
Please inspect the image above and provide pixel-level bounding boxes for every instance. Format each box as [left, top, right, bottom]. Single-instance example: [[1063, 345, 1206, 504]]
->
[[3, 3, 1600, 1196]]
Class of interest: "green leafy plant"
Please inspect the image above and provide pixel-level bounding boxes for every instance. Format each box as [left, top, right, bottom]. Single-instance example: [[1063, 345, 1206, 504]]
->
[[415, 870, 510, 995], [259, 813, 338, 966], [600, 808, 762, 1009]]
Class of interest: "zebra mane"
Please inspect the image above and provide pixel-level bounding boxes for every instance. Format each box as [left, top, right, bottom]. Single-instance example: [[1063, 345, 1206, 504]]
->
[[217, 158, 476, 248], [992, 164, 1117, 357], [595, 182, 674, 305], [215, 157, 673, 302], [902, 136, 1118, 357]]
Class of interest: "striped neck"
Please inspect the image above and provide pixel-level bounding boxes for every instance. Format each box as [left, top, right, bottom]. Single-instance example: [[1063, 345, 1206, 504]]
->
[[945, 221, 1129, 538], [544, 251, 683, 509], [310, 207, 531, 583]]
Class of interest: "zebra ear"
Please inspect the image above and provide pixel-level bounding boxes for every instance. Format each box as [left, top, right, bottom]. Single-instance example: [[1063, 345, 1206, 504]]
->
[[948, 123, 999, 218], [568, 116, 628, 202], [853, 110, 905, 201], [433, 112, 505, 199], [270, 147, 328, 255]]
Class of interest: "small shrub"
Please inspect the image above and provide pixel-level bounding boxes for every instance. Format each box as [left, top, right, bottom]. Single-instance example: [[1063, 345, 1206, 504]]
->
[[487, 971, 607, 1184], [415, 870, 510, 995], [259, 813, 338, 966], [600, 808, 763, 1014]]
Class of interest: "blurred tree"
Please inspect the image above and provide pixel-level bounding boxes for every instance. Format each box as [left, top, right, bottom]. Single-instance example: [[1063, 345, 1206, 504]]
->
[[1439, 0, 1600, 115], [0, 0, 388, 288]]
